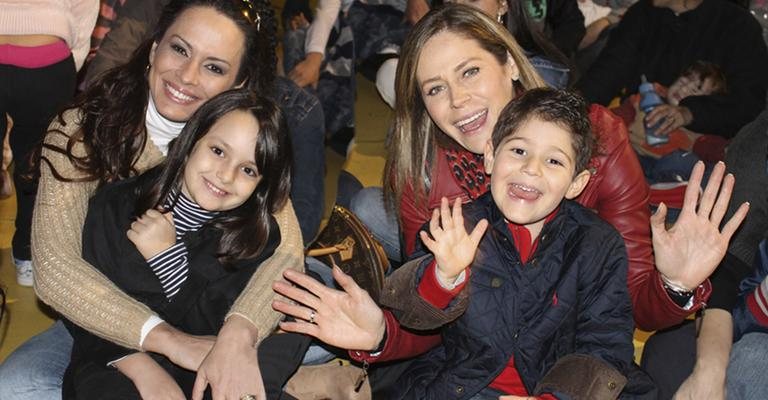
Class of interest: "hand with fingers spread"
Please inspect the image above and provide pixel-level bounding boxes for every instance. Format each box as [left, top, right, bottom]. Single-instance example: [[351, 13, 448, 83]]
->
[[652, 161, 749, 290], [272, 266, 386, 351], [420, 197, 488, 282], [127, 208, 176, 260]]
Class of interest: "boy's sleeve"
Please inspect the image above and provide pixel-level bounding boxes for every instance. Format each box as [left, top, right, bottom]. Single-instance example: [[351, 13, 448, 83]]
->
[[379, 255, 470, 330]]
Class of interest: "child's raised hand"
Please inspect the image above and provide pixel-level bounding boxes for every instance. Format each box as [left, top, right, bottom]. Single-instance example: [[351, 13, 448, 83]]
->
[[127, 208, 176, 260], [420, 197, 488, 283]]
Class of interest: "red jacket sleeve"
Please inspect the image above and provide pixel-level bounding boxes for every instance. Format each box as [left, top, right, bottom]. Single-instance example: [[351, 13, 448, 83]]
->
[[349, 310, 442, 364], [584, 105, 710, 331]]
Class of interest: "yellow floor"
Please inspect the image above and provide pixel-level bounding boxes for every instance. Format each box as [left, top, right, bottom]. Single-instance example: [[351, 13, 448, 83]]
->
[[0, 75, 651, 364]]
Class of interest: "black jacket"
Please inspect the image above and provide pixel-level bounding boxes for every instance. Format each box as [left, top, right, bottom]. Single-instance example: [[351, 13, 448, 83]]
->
[[386, 194, 647, 399], [66, 173, 279, 367]]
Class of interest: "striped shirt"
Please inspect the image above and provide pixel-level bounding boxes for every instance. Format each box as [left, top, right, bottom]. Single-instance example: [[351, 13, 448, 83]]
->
[[146, 191, 218, 299]]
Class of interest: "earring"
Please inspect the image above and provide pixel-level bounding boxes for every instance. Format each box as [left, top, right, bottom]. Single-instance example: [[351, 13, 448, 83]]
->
[[497, 12, 503, 23]]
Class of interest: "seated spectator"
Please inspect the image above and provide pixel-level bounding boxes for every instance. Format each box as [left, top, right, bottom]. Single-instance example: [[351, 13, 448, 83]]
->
[[612, 60, 728, 182], [364, 88, 646, 398], [65, 90, 306, 399], [0, 0, 98, 287], [281, 0, 356, 153], [728, 238, 768, 400], [642, 108, 768, 399], [578, 0, 768, 138], [83, 0, 325, 243]]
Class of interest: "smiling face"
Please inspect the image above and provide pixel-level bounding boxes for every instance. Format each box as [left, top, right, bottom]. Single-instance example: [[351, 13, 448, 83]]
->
[[417, 30, 519, 154], [484, 117, 590, 237], [181, 110, 262, 212], [148, 6, 245, 122]]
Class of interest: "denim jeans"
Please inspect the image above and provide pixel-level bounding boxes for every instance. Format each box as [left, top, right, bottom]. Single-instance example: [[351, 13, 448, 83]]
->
[[528, 53, 570, 90], [0, 321, 72, 400], [300, 257, 341, 365], [726, 332, 768, 400], [274, 77, 326, 244], [281, 10, 355, 136], [349, 186, 402, 263]]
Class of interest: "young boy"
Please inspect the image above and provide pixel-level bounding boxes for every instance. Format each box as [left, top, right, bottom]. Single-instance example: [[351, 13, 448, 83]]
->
[[612, 61, 728, 182], [370, 89, 643, 399]]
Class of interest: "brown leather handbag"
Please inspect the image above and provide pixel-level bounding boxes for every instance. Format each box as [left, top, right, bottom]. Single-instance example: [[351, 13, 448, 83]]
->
[[306, 205, 389, 303]]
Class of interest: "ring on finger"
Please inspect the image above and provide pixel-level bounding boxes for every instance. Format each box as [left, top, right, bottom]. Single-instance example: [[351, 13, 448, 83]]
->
[[240, 395, 257, 400], [309, 310, 316, 324]]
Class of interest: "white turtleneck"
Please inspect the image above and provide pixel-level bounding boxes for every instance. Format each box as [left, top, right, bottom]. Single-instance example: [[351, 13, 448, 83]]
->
[[144, 95, 185, 156]]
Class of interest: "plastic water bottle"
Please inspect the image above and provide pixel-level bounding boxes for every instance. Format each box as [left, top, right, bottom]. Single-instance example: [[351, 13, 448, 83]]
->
[[638, 75, 669, 146]]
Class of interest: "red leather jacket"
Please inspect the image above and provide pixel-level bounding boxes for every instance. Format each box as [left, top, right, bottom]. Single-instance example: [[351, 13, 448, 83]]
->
[[399, 105, 710, 331]]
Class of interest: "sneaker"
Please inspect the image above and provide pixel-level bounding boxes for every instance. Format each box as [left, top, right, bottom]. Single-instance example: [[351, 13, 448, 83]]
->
[[14, 258, 33, 287]]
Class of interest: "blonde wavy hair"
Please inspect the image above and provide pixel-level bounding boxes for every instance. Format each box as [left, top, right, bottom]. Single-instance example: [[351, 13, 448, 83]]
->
[[383, 4, 547, 215]]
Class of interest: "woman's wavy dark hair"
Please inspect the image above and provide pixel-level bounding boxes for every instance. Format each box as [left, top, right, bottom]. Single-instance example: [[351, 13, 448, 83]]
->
[[136, 89, 292, 263], [41, 0, 278, 185]]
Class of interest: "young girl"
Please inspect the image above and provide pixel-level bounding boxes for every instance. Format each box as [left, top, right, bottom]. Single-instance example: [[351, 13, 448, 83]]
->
[[63, 89, 301, 400]]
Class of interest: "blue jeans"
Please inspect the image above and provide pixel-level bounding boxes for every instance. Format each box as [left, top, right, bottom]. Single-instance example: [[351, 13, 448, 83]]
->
[[726, 332, 768, 400], [274, 77, 326, 244], [282, 4, 355, 136], [349, 186, 402, 263], [528, 53, 570, 90], [300, 257, 342, 365], [0, 321, 72, 400]]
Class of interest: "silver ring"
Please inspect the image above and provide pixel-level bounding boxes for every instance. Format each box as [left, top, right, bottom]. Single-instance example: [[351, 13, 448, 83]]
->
[[308, 310, 316, 324], [240, 395, 257, 400]]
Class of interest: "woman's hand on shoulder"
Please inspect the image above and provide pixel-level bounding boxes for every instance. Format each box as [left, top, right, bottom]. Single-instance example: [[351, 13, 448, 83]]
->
[[651, 161, 749, 290], [273, 266, 386, 351], [127, 208, 176, 260], [420, 197, 487, 283], [114, 353, 186, 400], [192, 315, 266, 400]]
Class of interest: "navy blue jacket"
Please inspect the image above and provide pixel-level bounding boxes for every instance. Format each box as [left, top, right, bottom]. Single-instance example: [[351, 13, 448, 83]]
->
[[388, 193, 637, 399]]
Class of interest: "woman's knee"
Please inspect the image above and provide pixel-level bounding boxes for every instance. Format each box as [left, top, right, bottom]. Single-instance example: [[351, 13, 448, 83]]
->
[[0, 321, 72, 400]]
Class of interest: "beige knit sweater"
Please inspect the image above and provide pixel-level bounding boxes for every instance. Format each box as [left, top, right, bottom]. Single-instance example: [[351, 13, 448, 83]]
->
[[31, 109, 305, 349]]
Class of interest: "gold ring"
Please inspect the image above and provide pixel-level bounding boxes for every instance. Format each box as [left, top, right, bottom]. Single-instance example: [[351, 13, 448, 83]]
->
[[240, 395, 257, 400], [309, 310, 316, 324]]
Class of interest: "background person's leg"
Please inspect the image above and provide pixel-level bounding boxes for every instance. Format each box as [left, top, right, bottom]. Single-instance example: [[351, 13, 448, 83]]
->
[[0, 321, 73, 400]]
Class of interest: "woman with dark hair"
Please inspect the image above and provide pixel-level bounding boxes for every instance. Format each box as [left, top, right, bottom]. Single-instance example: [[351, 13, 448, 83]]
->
[[0, 1, 307, 399], [66, 89, 295, 399]]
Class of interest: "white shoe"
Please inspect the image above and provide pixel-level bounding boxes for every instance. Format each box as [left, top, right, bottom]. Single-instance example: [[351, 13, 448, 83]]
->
[[14, 258, 33, 287]]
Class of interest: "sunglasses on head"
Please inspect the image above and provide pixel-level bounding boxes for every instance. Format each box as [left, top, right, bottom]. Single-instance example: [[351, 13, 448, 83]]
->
[[237, 0, 262, 31]]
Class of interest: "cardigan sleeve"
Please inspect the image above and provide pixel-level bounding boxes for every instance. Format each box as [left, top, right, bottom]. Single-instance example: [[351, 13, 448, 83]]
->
[[33, 109, 306, 348], [32, 110, 156, 349], [227, 200, 305, 343]]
